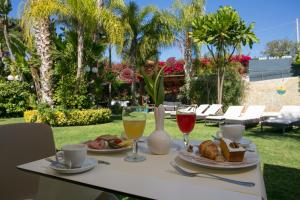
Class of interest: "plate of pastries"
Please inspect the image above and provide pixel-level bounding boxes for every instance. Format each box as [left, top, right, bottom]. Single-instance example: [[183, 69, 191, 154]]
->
[[84, 134, 132, 153], [178, 138, 259, 169]]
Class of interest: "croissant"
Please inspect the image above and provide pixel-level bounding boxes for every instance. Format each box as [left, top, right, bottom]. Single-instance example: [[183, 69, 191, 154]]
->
[[199, 140, 218, 160]]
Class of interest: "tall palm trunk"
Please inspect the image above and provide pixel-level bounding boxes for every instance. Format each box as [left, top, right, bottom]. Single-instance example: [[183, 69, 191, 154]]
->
[[108, 44, 112, 102], [30, 66, 42, 101], [34, 19, 54, 105], [129, 39, 137, 105], [76, 25, 84, 85], [184, 31, 192, 90], [3, 15, 15, 63]]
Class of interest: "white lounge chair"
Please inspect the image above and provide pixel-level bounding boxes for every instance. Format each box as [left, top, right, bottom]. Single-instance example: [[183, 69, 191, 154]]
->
[[169, 104, 201, 118], [225, 105, 266, 126], [205, 106, 244, 124], [261, 106, 300, 133], [195, 104, 210, 116], [196, 104, 222, 120]]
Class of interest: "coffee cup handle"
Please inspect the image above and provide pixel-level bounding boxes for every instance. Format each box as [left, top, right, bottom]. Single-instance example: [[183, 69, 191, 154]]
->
[[55, 151, 72, 168]]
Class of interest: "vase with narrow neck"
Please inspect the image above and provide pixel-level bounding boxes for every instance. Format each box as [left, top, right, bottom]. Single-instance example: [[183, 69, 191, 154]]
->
[[147, 105, 171, 155]]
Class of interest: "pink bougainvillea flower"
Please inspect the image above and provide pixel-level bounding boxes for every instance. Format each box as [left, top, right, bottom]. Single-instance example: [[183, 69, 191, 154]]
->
[[119, 68, 134, 83]]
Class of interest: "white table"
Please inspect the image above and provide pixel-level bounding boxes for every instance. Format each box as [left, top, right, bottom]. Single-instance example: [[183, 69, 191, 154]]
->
[[18, 140, 267, 200]]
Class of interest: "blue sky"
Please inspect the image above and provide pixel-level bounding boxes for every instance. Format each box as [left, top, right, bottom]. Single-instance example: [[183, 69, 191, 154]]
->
[[9, 0, 300, 61]]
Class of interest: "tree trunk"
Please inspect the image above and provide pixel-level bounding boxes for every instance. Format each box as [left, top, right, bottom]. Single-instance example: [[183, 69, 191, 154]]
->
[[217, 67, 220, 104], [34, 19, 54, 106], [129, 39, 137, 105], [108, 44, 112, 102], [3, 15, 15, 63], [131, 66, 136, 104], [184, 31, 192, 90], [219, 69, 225, 105], [30, 66, 42, 101], [76, 25, 84, 85]]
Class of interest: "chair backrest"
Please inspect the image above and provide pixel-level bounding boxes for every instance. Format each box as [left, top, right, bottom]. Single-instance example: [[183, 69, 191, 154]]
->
[[203, 104, 223, 115], [196, 104, 209, 115], [279, 105, 300, 120], [0, 123, 56, 200], [243, 105, 266, 118], [223, 106, 244, 118]]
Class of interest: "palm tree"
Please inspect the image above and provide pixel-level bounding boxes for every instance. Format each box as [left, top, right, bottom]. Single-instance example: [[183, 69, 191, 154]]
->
[[172, 0, 205, 89], [21, 0, 67, 105], [110, 0, 174, 103], [60, 0, 123, 87], [0, 0, 15, 63]]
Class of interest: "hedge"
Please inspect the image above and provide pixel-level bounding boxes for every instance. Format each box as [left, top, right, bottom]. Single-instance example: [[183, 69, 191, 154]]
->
[[24, 108, 112, 126]]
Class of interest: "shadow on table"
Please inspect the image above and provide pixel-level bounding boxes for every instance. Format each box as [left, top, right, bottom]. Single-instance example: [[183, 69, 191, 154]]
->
[[245, 127, 300, 141], [263, 164, 300, 200]]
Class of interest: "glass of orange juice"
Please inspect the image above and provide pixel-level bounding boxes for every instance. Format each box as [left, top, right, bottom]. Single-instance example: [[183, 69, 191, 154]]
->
[[122, 106, 146, 162]]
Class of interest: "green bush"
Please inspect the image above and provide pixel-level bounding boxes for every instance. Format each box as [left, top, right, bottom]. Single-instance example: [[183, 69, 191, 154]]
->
[[110, 102, 123, 115], [53, 75, 93, 109], [24, 108, 112, 126], [0, 79, 33, 117]]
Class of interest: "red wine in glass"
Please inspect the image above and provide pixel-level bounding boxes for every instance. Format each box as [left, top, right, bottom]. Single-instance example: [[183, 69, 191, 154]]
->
[[176, 106, 196, 149]]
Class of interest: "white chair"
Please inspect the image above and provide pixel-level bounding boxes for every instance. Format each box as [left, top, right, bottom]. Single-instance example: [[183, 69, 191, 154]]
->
[[225, 105, 266, 126], [195, 104, 210, 116], [205, 106, 244, 124], [261, 105, 300, 133], [169, 104, 208, 118], [196, 104, 223, 120]]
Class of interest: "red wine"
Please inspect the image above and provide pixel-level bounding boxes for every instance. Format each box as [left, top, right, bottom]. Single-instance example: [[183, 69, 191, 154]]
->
[[176, 114, 196, 134]]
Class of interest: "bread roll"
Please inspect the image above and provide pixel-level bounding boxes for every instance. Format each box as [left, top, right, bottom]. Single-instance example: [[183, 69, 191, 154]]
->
[[199, 140, 218, 160]]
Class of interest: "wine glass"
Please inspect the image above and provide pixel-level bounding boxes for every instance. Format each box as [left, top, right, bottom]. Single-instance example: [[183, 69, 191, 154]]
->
[[176, 105, 196, 149], [122, 106, 147, 162]]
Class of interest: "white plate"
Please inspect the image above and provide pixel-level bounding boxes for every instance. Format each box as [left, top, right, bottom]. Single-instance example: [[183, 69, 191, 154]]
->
[[86, 146, 132, 153], [48, 158, 97, 174], [178, 150, 259, 169]]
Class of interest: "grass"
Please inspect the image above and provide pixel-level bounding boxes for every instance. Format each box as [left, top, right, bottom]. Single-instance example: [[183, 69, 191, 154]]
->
[[1, 115, 300, 200]]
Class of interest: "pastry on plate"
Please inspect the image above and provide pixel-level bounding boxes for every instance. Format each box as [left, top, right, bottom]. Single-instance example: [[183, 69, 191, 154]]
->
[[198, 140, 219, 160], [220, 138, 245, 162]]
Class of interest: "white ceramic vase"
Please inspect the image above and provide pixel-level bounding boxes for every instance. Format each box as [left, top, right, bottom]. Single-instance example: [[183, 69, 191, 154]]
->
[[147, 105, 171, 155]]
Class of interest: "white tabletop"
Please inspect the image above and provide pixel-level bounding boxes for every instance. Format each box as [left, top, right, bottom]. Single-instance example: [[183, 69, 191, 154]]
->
[[18, 139, 267, 200]]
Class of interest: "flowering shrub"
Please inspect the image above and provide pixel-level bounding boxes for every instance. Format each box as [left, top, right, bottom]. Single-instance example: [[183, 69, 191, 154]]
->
[[119, 68, 135, 83], [230, 55, 251, 67], [159, 57, 185, 75], [24, 108, 112, 126]]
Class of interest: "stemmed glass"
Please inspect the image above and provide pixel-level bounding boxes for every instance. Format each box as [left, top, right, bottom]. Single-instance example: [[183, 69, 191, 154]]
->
[[122, 106, 147, 162], [176, 105, 196, 149]]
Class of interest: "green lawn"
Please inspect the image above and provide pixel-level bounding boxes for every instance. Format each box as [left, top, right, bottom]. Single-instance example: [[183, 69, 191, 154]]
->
[[1, 115, 300, 200]]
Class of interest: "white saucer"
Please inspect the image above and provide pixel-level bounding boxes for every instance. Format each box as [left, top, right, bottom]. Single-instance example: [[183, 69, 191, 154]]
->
[[238, 137, 252, 147], [48, 158, 97, 174]]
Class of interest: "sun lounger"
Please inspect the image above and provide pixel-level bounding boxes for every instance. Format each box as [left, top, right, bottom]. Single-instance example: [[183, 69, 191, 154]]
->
[[205, 106, 244, 125], [261, 105, 300, 133], [196, 104, 222, 120], [224, 105, 266, 126]]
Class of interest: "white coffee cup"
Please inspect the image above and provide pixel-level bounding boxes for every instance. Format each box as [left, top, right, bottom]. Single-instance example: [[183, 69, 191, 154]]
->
[[219, 124, 245, 142], [58, 144, 87, 168]]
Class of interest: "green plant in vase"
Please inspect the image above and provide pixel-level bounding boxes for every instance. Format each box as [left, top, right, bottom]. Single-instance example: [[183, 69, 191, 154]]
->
[[142, 67, 165, 107], [142, 67, 171, 155]]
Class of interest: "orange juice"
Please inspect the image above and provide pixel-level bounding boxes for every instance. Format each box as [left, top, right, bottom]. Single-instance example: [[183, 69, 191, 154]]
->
[[123, 120, 146, 139]]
